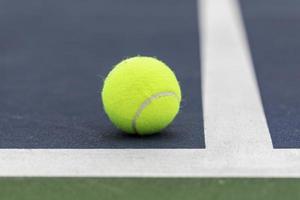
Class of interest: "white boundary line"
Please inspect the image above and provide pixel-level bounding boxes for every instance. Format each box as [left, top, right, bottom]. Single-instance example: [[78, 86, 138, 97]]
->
[[202, 0, 273, 152], [0, 0, 299, 177]]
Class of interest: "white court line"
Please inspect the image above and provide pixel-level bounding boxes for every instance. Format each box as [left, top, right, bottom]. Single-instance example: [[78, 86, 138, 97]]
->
[[201, 0, 273, 152], [0, 0, 299, 177]]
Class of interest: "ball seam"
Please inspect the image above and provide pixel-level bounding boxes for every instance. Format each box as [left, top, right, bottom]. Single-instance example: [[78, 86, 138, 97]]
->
[[131, 91, 180, 134]]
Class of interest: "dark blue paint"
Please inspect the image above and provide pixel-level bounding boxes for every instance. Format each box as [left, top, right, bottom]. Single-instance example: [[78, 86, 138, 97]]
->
[[0, 0, 204, 148], [240, 0, 300, 148]]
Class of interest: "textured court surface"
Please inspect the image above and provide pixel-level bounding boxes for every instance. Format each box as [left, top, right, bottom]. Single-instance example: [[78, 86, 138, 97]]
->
[[0, 0, 203, 149], [0, 0, 300, 198], [0, 178, 300, 200], [240, 0, 300, 148]]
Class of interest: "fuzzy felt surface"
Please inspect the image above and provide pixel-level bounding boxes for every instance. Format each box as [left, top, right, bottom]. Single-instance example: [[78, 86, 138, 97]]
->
[[102, 57, 181, 135]]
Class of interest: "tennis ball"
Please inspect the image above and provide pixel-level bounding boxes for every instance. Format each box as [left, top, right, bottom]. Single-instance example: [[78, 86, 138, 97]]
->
[[101, 56, 181, 135]]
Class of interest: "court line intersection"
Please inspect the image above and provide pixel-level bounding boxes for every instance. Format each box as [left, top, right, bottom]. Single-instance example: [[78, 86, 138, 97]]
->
[[0, 0, 299, 177]]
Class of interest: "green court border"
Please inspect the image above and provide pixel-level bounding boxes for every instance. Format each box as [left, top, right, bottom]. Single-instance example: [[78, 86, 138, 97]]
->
[[0, 178, 299, 200]]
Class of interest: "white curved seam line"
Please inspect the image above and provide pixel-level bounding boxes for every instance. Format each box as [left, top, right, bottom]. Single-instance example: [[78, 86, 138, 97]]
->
[[132, 91, 180, 134]]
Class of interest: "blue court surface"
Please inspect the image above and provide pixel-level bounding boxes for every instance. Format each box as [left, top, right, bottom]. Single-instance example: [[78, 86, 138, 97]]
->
[[0, 0, 300, 199]]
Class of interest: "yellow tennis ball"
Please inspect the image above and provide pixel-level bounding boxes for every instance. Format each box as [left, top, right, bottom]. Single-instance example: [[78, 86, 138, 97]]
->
[[101, 56, 181, 135]]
